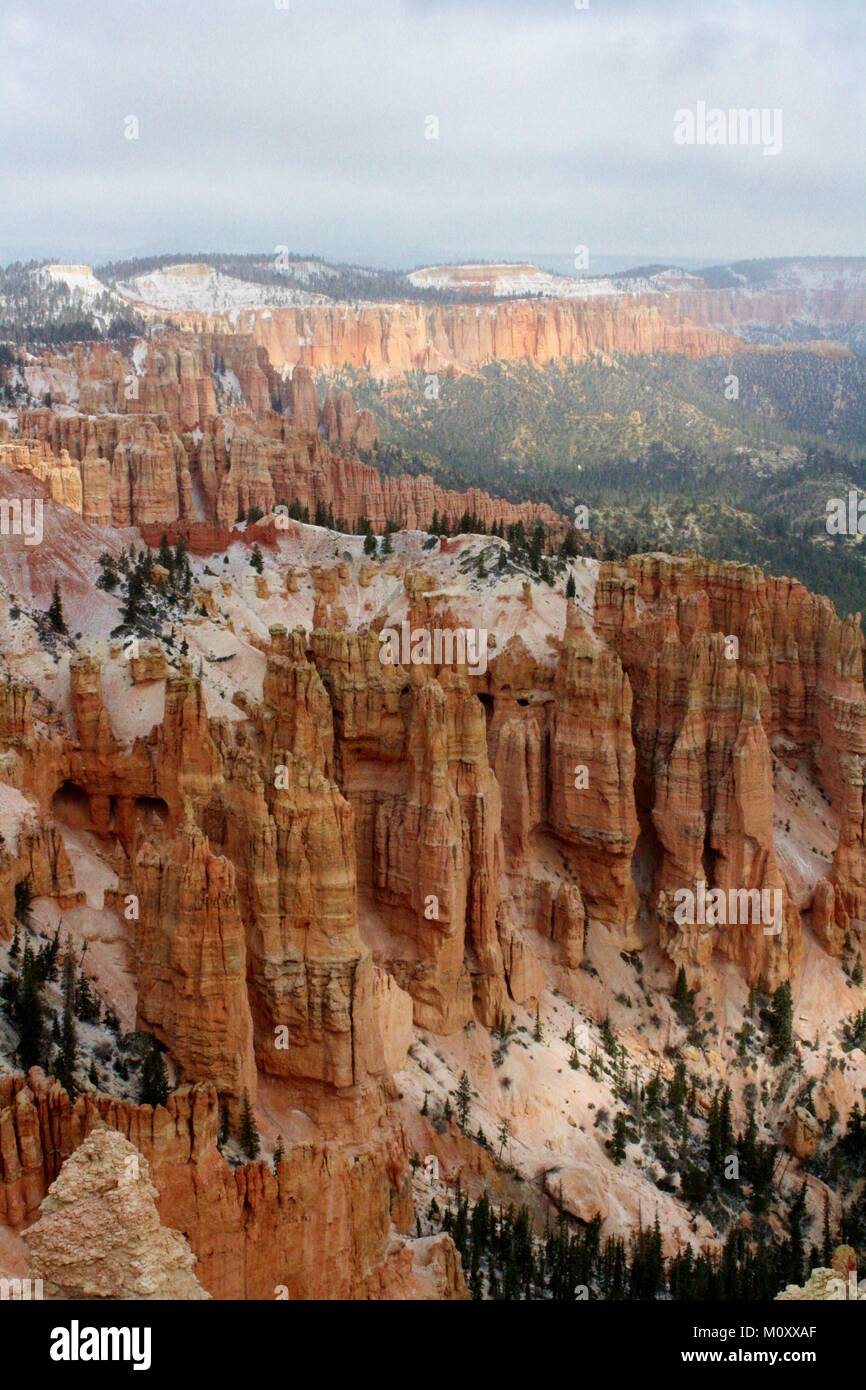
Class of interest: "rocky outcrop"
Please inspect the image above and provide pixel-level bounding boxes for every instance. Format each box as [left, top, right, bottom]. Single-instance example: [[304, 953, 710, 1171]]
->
[[23, 1126, 209, 1300], [549, 605, 639, 941], [132, 816, 257, 1109]]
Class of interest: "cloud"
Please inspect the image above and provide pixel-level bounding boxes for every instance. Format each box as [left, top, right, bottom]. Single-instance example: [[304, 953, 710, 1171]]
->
[[0, 0, 862, 264]]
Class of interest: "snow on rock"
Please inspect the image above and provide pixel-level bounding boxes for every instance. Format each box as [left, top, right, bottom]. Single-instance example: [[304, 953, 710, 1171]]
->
[[407, 262, 621, 300], [115, 263, 327, 320]]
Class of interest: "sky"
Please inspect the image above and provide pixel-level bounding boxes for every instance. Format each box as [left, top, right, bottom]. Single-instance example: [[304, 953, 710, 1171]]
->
[[0, 0, 863, 269]]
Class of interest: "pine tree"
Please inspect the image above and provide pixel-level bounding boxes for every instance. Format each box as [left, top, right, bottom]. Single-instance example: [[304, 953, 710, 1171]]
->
[[497, 1116, 512, 1161], [786, 1181, 808, 1286], [75, 964, 101, 1024], [673, 965, 695, 1024], [249, 544, 264, 574], [15, 941, 46, 1072], [14, 878, 32, 927], [565, 572, 576, 600], [454, 1071, 472, 1131], [158, 533, 174, 573], [382, 529, 394, 555], [273, 1134, 284, 1174], [668, 1059, 687, 1113], [139, 1036, 169, 1108], [96, 552, 119, 592], [533, 1005, 543, 1043], [46, 580, 67, 634], [122, 564, 145, 627], [769, 981, 794, 1064], [719, 1085, 735, 1156], [363, 527, 377, 556], [54, 942, 78, 1098], [34, 924, 60, 984], [239, 1090, 260, 1160], [611, 1112, 628, 1165], [822, 1192, 833, 1267]]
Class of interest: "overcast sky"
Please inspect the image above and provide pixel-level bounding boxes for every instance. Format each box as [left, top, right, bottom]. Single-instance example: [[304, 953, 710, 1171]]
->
[[1, 0, 863, 268]]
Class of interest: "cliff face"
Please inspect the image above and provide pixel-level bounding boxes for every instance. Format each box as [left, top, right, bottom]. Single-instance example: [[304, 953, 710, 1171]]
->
[[229, 298, 736, 375], [5, 337, 562, 542], [593, 553, 866, 986], [0, 1075, 446, 1300], [651, 285, 866, 335], [1, 501, 864, 1297], [133, 819, 257, 1110]]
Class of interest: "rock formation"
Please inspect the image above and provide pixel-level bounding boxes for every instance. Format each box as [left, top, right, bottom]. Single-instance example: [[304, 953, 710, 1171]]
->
[[23, 1125, 209, 1300]]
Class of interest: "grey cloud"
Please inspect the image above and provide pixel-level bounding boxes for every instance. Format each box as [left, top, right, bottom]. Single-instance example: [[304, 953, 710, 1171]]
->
[[0, 0, 862, 265]]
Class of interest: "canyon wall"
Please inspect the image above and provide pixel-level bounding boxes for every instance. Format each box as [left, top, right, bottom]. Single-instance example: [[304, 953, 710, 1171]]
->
[[235, 299, 738, 375]]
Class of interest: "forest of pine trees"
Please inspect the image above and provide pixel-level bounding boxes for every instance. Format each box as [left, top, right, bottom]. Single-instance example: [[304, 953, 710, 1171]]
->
[[430, 1180, 826, 1301]]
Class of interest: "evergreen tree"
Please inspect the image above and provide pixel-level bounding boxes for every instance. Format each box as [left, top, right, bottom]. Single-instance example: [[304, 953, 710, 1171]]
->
[[157, 533, 174, 573], [273, 1134, 284, 1174], [75, 957, 101, 1024], [14, 878, 32, 927], [15, 941, 46, 1072], [34, 924, 60, 984], [822, 1192, 833, 1267], [249, 544, 264, 574], [565, 572, 576, 600], [668, 1059, 687, 1113], [533, 1005, 543, 1043], [46, 580, 67, 634], [454, 1071, 472, 1131], [54, 942, 78, 1098], [769, 981, 794, 1064], [611, 1112, 628, 1165], [497, 1116, 512, 1161], [139, 1036, 169, 1108], [239, 1090, 260, 1160], [601, 1015, 618, 1056], [673, 965, 695, 1024], [363, 527, 377, 556], [719, 1086, 735, 1157], [786, 1181, 808, 1287], [96, 552, 119, 592], [122, 564, 146, 627]]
